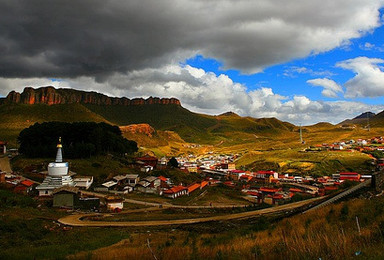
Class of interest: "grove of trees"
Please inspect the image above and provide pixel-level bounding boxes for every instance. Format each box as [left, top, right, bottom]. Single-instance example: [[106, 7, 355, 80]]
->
[[18, 122, 138, 158]]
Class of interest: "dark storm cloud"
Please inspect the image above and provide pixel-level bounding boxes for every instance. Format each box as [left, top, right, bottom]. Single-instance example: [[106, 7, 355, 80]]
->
[[0, 0, 192, 78], [0, 0, 382, 79]]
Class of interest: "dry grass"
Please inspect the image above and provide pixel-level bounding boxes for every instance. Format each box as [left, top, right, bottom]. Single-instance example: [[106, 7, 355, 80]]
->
[[70, 195, 384, 260]]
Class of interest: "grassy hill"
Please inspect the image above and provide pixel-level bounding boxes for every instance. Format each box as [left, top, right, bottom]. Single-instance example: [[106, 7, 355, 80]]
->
[[0, 100, 297, 147]]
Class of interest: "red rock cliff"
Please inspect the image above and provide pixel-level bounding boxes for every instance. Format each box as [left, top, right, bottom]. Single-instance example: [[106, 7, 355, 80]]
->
[[120, 124, 155, 137], [0, 86, 181, 106]]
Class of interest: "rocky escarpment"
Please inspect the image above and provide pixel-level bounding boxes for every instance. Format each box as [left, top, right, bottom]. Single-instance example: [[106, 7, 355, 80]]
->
[[120, 124, 155, 137], [0, 86, 181, 106]]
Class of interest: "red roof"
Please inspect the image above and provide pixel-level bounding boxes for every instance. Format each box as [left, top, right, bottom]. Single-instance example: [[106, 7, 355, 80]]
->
[[260, 187, 279, 193], [272, 194, 284, 199], [21, 180, 34, 187], [163, 185, 187, 194], [230, 170, 245, 174], [224, 181, 235, 187], [188, 183, 200, 193], [200, 181, 208, 188], [289, 188, 303, 193], [247, 191, 262, 197], [135, 156, 158, 161], [340, 172, 359, 175], [257, 171, 275, 175], [158, 176, 167, 182]]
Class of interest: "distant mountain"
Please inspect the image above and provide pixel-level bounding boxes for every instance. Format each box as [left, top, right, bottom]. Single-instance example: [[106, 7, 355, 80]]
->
[[338, 111, 384, 127], [353, 112, 376, 120], [0, 86, 296, 145]]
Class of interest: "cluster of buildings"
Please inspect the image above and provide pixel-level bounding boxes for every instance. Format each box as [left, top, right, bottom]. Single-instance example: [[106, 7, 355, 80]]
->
[[95, 173, 209, 199], [176, 154, 237, 173], [0, 172, 35, 195], [308, 136, 384, 151]]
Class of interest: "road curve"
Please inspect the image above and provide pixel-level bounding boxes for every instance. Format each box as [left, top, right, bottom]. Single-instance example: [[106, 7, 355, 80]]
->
[[58, 197, 323, 227]]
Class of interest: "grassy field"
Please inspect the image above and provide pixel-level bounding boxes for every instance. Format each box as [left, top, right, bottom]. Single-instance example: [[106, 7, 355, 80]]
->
[[235, 149, 374, 176], [71, 191, 384, 260]]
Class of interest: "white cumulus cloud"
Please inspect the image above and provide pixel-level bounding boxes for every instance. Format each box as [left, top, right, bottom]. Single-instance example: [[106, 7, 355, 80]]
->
[[336, 57, 384, 98], [307, 78, 344, 98]]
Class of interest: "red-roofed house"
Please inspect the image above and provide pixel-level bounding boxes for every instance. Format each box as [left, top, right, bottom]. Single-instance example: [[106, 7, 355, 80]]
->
[[14, 180, 35, 194], [256, 171, 279, 179], [163, 185, 188, 199], [135, 156, 158, 168]]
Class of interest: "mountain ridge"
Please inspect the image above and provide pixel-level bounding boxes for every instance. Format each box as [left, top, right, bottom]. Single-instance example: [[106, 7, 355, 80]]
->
[[0, 86, 181, 106]]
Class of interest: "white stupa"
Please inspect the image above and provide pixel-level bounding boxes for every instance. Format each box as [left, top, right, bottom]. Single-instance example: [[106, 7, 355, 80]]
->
[[36, 138, 75, 196]]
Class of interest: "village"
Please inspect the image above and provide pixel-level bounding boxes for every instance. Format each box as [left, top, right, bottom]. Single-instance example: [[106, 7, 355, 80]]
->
[[1, 135, 383, 213]]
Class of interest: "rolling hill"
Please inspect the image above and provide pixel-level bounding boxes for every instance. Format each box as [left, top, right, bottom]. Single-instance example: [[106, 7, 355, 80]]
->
[[0, 86, 296, 146]]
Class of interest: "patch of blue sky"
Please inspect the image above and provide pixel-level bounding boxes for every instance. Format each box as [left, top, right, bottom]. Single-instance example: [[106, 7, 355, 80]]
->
[[184, 13, 384, 105]]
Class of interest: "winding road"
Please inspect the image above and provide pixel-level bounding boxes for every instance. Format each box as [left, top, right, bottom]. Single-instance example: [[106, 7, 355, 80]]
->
[[58, 197, 324, 227]]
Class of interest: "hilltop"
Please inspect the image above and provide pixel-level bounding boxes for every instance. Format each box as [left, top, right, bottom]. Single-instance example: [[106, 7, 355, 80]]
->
[[339, 111, 376, 126]]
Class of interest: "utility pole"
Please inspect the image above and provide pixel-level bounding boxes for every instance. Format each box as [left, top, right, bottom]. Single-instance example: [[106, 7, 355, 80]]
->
[[299, 124, 303, 144]]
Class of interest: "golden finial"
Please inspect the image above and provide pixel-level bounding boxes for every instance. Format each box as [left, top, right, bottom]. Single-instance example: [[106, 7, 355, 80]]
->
[[57, 137, 62, 148]]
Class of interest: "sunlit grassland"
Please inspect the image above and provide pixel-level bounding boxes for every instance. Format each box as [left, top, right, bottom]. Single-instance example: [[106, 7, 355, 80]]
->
[[72, 195, 384, 260], [235, 149, 374, 176]]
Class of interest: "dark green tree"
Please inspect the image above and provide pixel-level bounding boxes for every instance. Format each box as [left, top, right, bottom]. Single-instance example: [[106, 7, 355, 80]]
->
[[168, 157, 179, 168]]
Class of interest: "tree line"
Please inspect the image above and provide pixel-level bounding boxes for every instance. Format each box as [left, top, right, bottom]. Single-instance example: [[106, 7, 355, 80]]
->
[[18, 122, 138, 158]]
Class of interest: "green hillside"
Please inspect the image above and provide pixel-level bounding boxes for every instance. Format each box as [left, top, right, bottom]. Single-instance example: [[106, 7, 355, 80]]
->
[[84, 104, 220, 143], [0, 103, 109, 146], [0, 90, 298, 147], [84, 104, 295, 144]]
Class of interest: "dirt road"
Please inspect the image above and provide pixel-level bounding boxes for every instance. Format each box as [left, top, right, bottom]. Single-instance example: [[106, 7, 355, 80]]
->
[[0, 156, 12, 173], [58, 197, 323, 227]]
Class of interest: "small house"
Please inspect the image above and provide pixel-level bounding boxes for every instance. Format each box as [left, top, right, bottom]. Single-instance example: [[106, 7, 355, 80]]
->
[[113, 175, 128, 185], [105, 196, 124, 212], [136, 176, 161, 194], [135, 156, 158, 168], [94, 180, 117, 192], [53, 186, 80, 209], [13, 180, 35, 195], [74, 176, 93, 190], [126, 174, 139, 186]]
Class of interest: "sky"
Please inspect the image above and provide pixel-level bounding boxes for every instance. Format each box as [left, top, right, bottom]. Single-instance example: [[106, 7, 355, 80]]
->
[[0, 0, 384, 125]]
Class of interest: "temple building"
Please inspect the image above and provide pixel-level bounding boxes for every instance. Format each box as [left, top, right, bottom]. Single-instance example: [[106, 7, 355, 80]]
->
[[36, 138, 75, 196]]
